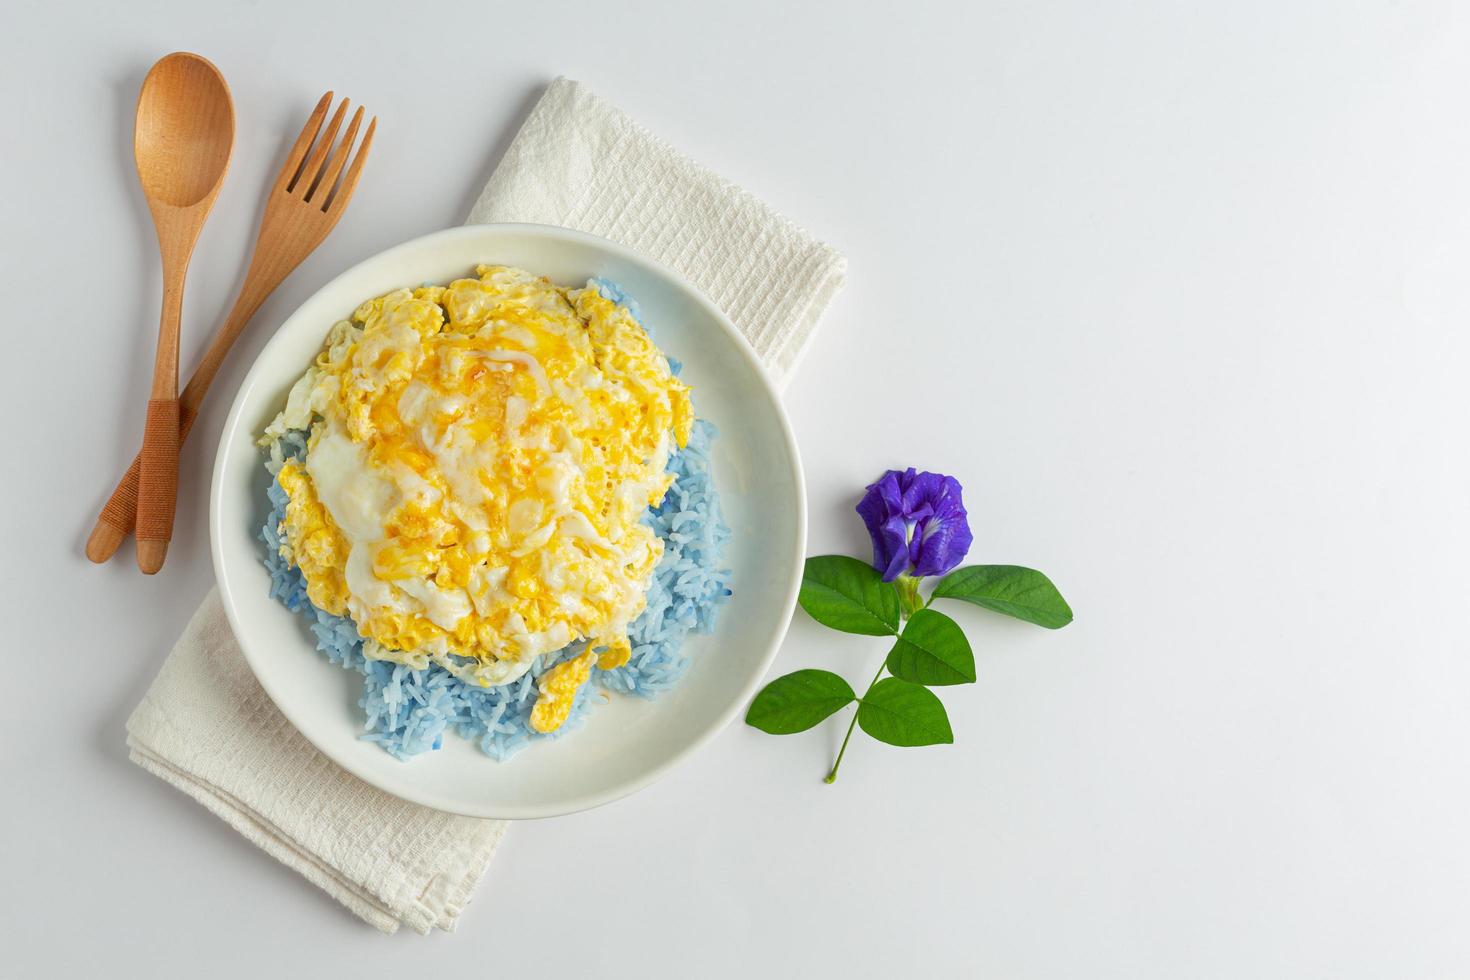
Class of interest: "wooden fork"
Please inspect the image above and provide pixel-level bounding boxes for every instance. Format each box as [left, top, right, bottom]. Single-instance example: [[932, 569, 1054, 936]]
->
[[87, 92, 377, 565]]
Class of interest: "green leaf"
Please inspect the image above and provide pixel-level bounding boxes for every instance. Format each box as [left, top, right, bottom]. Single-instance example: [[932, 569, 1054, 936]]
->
[[885, 609, 976, 686], [798, 555, 901, 635], [931, 565, 1073, 629], [857, 678, 954, 746], [745, 669, 857, 735]]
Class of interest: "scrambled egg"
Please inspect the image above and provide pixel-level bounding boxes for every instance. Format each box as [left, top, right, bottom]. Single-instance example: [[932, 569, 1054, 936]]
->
[[529, 650, 596, 734], [264, 266, 692, 727]]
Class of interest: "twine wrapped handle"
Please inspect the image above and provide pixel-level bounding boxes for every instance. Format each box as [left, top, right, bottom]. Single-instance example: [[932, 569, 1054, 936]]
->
[[134, 399, 181, 574], [88, 403, 199, 562]]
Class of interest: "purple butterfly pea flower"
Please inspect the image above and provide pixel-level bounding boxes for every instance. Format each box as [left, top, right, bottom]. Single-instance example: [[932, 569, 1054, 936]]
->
[[855, 468, 974, 582]]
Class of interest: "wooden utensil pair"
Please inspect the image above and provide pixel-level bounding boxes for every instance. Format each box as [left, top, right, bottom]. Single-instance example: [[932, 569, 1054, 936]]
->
[[88, 51, 375, 572]]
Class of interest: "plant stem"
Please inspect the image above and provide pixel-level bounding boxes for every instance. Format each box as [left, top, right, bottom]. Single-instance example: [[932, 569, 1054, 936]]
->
[[824, 654, 892, 784], [896, 574, 923, 617], [824, 713, 859, 785]]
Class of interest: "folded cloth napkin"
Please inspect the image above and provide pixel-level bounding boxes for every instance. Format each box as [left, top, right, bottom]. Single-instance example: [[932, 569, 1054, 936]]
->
[[126, 76, 845, 934], [469, 78, 846, 386]]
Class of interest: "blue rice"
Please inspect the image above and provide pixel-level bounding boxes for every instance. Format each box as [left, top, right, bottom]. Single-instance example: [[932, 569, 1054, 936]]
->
[[258, 281, 731, 761]]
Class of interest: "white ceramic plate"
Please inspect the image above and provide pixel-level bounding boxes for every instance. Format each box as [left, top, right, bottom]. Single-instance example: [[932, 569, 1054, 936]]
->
[[211, 224, 805, 819]]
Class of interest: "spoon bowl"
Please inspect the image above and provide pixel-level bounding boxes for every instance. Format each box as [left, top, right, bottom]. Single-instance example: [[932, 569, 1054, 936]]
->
[[135, 55, 235, 207]]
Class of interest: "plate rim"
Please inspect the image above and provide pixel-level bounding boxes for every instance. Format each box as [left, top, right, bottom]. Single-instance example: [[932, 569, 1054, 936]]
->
[[210, 222, 807, 819]]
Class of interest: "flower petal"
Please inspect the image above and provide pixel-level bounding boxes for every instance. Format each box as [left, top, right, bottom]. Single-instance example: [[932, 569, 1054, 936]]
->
[[912, 515, 973, 578], [857, 468, 974, 580], [912, 477, 973, 576], [856, 471, 910, 579]]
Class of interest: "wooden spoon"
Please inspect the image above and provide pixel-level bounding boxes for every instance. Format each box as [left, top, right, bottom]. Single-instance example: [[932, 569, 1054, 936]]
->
[[131, 52, 235, 574]]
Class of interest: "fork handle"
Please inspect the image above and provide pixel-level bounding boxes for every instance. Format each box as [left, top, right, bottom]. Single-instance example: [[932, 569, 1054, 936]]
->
[[135, 398, 181, 574]]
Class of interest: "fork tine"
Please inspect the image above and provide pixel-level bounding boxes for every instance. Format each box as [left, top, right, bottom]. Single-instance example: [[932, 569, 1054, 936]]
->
[[293, 97, 348, 197], [309, 106, 364, 205], [281, 92, 333, 192], [323, 115, 376, 213]]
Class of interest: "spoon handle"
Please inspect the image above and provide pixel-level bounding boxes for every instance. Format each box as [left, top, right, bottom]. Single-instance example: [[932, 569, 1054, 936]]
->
[[135, 271, 186, 574]]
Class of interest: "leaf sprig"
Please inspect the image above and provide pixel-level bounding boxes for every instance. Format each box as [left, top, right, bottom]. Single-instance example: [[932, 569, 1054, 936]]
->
[[746, 557, 1072, 782]]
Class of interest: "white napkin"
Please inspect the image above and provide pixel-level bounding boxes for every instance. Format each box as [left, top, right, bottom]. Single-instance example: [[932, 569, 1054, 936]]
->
[[126, 76, 846, 934], [469, 78, 846, 386]]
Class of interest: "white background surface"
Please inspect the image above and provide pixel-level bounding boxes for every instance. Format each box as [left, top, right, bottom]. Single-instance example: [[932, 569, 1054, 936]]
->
[[4, 0, 1469, 976]]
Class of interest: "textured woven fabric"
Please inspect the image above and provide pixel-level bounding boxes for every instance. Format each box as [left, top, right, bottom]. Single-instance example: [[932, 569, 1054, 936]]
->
[[126, 77, 846, 934], [128, 592, 506, 934], [470, 78, 847, 387]]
